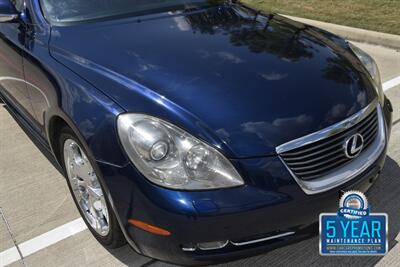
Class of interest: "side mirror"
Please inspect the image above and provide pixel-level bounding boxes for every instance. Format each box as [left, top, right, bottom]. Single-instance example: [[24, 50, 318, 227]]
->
[[0, 0, 19, 23]]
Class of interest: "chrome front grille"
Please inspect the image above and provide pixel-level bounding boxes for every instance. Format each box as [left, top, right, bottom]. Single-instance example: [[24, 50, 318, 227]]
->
[[279, 106, 379, 181]]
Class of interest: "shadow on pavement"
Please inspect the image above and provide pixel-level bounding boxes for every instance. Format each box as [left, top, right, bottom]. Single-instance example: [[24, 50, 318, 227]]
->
[[368, 156, 400, 250], [106, 246, 161, 267]]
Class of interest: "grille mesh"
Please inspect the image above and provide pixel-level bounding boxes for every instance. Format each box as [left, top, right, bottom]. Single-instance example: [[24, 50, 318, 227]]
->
[[280, 109, 378, 181]]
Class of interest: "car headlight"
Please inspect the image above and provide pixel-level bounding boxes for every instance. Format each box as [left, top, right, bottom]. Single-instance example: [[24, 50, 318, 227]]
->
[[348, 42, 384, 105], [117, 114, 244, 190]]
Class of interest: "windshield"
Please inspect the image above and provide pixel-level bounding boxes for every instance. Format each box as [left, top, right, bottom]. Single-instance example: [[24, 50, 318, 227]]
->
[[40, 0, 225, 23]]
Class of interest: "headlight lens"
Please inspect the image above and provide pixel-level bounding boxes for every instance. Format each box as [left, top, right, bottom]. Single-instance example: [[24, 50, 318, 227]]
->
[[348, 42, 384, 105], [117, 114, 244, 190]]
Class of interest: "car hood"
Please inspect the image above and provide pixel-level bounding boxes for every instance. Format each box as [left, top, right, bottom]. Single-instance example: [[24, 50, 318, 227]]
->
[[50, 4, 377, 158]]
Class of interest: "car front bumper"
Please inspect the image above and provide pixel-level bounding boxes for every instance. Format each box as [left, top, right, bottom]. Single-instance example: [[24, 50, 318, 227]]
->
[[97, 97, 392, 266]]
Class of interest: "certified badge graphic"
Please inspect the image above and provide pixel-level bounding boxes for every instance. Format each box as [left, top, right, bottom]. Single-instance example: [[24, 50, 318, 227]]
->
[[320, 191, 388, 255], [339, 191, 369, 219]]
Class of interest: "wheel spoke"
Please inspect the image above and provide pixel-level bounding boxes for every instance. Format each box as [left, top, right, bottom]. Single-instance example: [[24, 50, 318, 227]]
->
[[64, 139, 109, 236], [87, 185, 102, 199]]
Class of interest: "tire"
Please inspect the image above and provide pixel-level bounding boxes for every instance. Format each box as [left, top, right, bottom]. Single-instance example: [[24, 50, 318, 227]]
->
[[59, 126, 126, 248]]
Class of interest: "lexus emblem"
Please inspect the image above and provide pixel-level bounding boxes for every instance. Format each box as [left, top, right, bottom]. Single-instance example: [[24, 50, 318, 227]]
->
[[344, 134, 364, 158]]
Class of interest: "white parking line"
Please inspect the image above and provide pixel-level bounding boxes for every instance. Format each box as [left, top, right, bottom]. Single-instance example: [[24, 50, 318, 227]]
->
[[0, 246, 20, 267], [0, 218, 87, 266], [383, 76, 400, 91]]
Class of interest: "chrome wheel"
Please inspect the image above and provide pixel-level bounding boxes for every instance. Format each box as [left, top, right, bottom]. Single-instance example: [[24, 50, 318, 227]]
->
[[63, 139, 110, 236]]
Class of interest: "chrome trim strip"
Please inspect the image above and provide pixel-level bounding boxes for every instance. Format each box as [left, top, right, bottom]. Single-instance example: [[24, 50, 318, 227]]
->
[[230, 232, 295, 246], [276, 100, 378, 154], [278, 103, 386, 195], [182, 246, 196, 252]]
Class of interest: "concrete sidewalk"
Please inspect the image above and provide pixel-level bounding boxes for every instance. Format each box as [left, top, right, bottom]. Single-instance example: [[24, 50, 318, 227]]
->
[[284, 15, 400, 50]]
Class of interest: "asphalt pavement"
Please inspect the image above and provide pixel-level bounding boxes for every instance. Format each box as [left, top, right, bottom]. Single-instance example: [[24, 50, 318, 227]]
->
[[0, 42, 399, 267]]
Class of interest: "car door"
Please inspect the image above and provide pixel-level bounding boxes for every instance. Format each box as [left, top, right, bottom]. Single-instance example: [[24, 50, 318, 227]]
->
[[22, 0, 56, 135], [0, 0, 34, 119]]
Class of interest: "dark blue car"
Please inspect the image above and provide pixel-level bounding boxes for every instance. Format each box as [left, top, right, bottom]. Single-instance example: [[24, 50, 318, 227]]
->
[[0, 0, 393, 265]]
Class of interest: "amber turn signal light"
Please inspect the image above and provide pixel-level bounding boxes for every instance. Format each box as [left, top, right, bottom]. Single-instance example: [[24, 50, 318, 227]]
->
[[128, 219, 171, 236]]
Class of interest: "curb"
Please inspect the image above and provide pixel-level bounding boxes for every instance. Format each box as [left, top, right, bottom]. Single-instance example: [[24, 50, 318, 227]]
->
[[283, 15, 400, 50]]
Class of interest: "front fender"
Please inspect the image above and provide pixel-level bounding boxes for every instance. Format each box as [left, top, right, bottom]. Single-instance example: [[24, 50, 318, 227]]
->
[[43, 58, 128, 167]]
